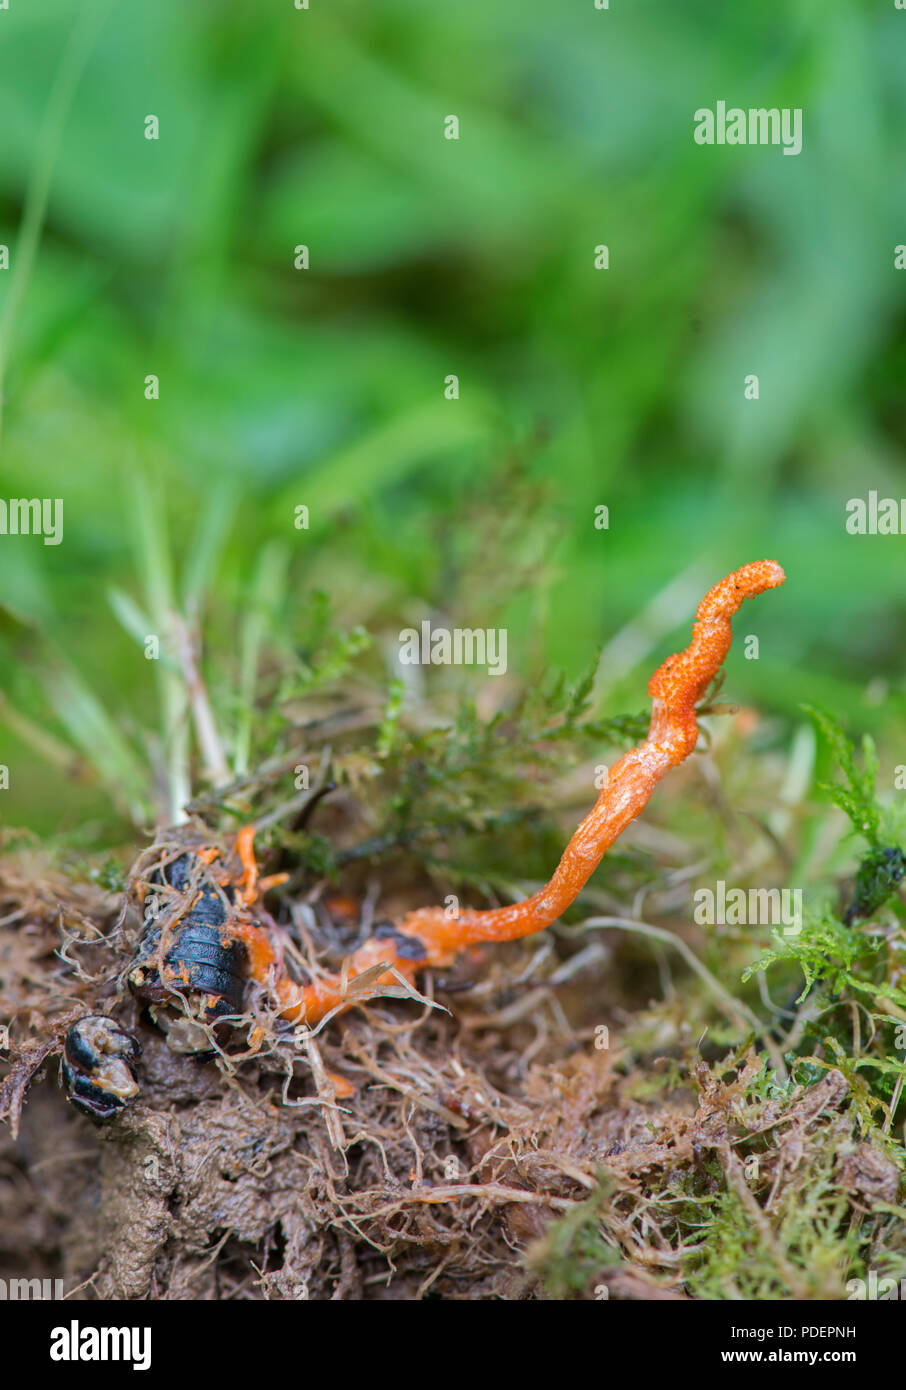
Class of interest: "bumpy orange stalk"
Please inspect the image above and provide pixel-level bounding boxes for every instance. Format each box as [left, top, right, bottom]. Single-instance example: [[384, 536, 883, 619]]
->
[[237, 561, 785, 1027]]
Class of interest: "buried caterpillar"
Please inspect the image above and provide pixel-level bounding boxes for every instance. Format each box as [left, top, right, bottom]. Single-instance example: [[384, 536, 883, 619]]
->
[[62, 560, 785, 1119], [125, 842, 269, 1055]]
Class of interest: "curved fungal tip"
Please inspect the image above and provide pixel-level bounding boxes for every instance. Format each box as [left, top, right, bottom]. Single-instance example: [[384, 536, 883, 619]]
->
[[756, 559, 786, 590], [735, 558, 785, 592], [648, 559, 786, 705], [695, 559, 786, 623]]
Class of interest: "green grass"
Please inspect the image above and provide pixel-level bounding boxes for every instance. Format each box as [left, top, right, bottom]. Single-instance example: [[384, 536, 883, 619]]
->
[[0, 0, 903, 831]]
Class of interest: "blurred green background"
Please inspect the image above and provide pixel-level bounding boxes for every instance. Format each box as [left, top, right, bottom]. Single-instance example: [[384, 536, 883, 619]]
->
[[0, 0, 904, 840]]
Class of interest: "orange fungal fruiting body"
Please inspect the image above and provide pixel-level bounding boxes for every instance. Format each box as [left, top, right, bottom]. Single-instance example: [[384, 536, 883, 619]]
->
[[238, 560, 785, 1027]]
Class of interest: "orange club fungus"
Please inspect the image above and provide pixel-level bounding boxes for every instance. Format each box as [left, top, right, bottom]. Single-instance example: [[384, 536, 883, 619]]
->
[[230, 560, 786, 1027]]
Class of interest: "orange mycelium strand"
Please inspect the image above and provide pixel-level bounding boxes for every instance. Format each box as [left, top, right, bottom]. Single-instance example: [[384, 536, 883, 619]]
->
[[239, 561, 785, 1028]]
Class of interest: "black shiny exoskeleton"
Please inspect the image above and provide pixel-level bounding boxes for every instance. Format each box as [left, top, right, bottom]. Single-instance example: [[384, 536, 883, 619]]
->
[[62, 1014, 141, 1123], [128, 852, 248, 1050], [373, 920, 427, 961], [844, 846, 906, 925]]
